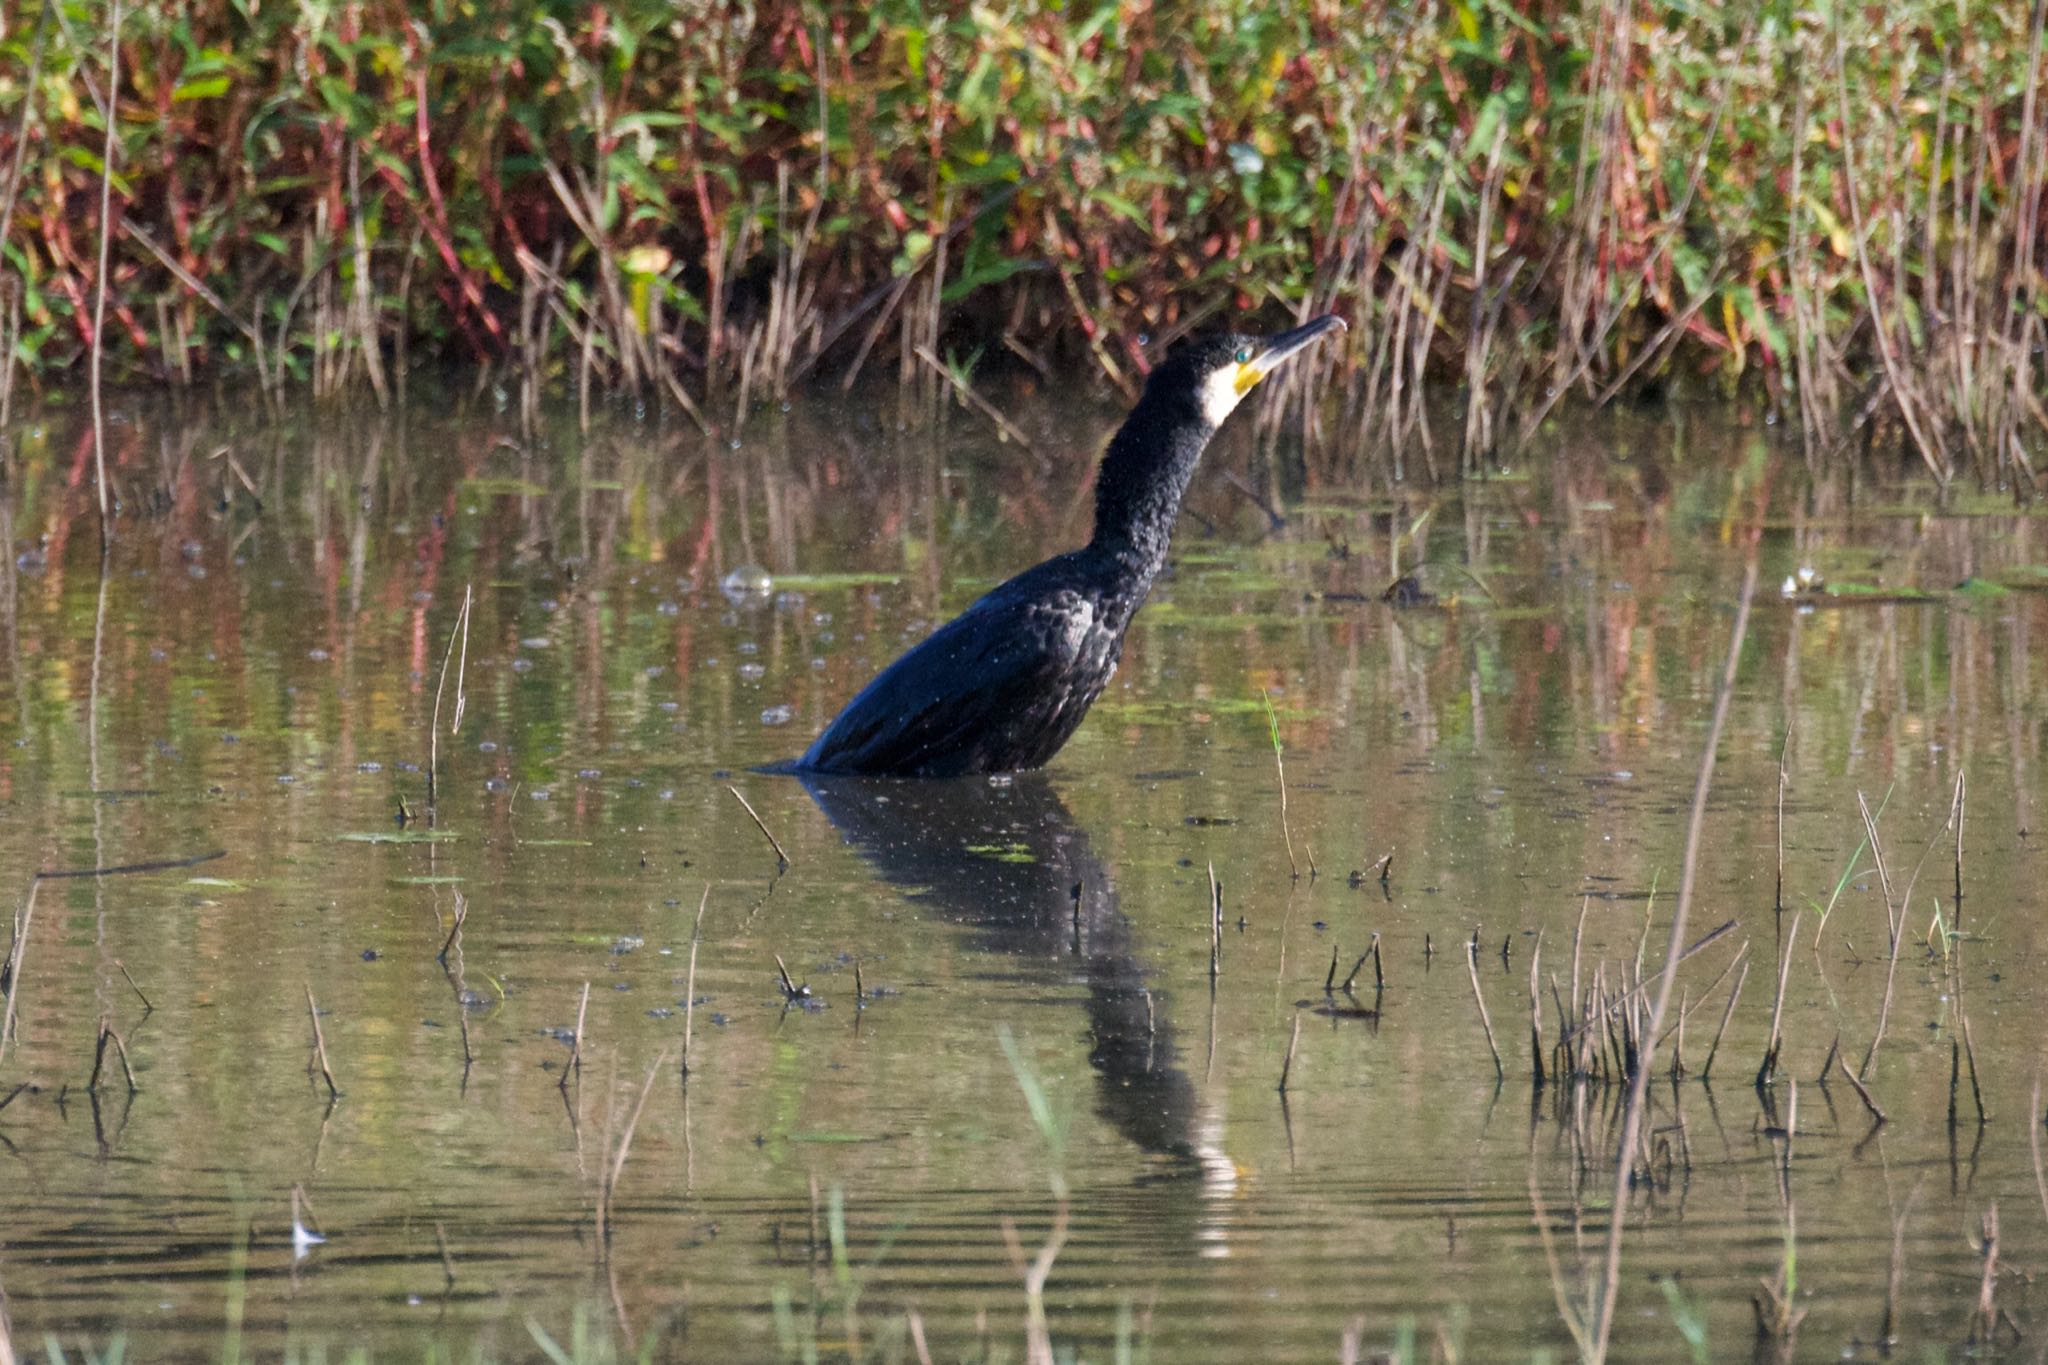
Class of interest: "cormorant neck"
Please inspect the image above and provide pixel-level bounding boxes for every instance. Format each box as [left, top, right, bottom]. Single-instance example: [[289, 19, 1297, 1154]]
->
[[1088, 387, 1216, 580]]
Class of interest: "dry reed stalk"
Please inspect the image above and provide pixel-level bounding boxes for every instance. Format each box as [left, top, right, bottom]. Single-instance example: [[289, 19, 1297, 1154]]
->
[[560, 981, 590, 1093], [113, 959, 151, 1012], [1528, 932, 1546, 1086], [86, 0, 123, 549], [1207, 861, 1222, 980], [1589, 558, 1756, 1365], [727, 785, 791, 869], [1759, 912, 1800, 1088], [1856, 792, 1904, 1080], [1277, 1013, 1302, 1093], [1832, 26, 1950, 485], [1465, 933, 1504, 1081], [435, 1222, 457, 1288], [425, 585, 474, 817], [682, 887, 708, 1078], [1951, 767, 1967, 925], [305, 985, 338, 1099], [1834, 1046, 1888, 1125]]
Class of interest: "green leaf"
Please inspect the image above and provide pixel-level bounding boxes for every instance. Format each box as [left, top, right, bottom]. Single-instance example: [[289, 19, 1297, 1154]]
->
[[172, 74, 232, 102]]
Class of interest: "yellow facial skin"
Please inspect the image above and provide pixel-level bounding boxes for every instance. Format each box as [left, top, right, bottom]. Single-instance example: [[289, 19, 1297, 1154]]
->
[[1232, 362, 1264, 396]]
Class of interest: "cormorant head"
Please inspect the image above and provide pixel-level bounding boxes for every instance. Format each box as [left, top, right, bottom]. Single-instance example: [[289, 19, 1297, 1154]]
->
[[1147, 315, 1348, 428]]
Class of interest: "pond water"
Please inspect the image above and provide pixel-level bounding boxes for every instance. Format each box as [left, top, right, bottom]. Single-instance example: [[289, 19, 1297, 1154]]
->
[[0, 389, 2045, 1362]]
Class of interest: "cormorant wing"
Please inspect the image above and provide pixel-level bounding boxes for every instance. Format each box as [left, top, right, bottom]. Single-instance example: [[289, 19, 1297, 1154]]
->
[[799, 577, 1095, 777]]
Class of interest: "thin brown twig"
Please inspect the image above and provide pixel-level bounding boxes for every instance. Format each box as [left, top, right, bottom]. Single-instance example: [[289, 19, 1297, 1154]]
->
[[727, 785, 791, 868]]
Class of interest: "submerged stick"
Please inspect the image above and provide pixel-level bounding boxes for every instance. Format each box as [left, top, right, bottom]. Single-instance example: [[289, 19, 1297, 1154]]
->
[[727, 785, 791, 869], [305, 985, 338, 1099], [36, 849, 226, 880], [1465, 933, 1504, 1080]]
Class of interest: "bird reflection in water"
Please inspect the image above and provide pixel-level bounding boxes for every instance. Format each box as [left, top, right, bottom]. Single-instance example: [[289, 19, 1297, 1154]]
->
[[797, 772, 1212, 1170]]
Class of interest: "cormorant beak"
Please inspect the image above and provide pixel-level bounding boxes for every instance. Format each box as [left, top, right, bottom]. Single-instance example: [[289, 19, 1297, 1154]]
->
[[1233, 314, 1348, 395]]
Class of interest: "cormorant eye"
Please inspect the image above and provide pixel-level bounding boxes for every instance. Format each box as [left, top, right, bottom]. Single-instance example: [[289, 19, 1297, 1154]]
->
[[1233, 346, 1254, 364]]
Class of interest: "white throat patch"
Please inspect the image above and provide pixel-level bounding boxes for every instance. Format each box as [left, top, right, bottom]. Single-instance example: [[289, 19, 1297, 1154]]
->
[[1199, 364, 1251, 428]]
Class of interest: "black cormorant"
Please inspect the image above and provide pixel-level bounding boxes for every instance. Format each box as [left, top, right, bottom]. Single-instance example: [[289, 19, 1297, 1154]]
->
[[794, 315, 1346, 777]]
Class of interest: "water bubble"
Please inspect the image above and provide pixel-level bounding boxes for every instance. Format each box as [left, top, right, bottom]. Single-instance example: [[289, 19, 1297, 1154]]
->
[[760, 704, 796, 727], [721, 564, 773, 606]]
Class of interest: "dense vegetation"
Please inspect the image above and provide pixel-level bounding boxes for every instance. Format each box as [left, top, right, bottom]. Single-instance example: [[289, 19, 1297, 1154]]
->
[[1, 0, 2043, 483]]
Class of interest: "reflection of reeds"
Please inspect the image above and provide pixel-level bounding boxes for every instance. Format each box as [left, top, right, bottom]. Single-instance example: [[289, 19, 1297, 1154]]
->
[[16, 1, 2039, 480]]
